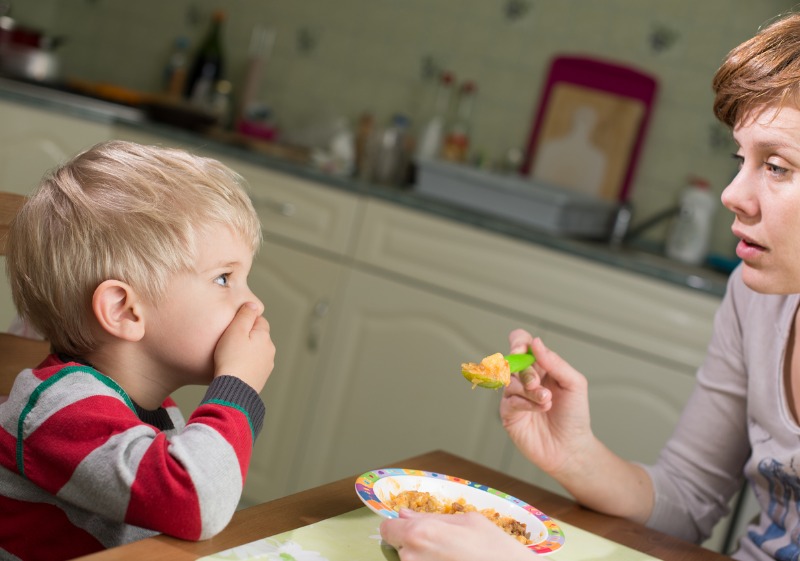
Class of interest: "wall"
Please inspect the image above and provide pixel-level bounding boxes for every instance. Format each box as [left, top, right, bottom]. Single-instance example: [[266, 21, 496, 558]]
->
[[10, 0, 797, 258]]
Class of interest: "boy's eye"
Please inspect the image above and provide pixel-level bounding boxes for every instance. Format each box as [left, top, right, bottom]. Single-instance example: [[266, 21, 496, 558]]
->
[[214, 273, 230, 287]]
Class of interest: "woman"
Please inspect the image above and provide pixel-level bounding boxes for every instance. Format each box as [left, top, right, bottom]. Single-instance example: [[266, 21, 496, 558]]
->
[[381, 11, 800, 561]]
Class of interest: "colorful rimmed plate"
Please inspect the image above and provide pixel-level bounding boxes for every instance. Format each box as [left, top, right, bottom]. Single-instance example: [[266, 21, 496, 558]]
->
[[355, 467, 565, 555]]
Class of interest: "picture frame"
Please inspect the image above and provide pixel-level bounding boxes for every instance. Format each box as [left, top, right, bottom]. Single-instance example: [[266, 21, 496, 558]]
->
[[520, 56, 658, 202]]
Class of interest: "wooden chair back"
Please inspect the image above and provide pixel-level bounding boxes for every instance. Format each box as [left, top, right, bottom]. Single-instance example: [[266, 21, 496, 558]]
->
[[0, 191, 50, 396], [0, 191, 26, 255]]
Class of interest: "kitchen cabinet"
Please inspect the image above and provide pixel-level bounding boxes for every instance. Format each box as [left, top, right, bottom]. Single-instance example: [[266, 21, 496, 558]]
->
[[293, 198, 721, 488], [0, 99, 114, 330], [353, 199, 719, 372], [292, 267, 536, 489], [0, 99, 113, 196]]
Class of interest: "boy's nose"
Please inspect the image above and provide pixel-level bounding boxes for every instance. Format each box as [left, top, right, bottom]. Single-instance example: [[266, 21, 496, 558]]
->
[[246, 292, 265, 316]]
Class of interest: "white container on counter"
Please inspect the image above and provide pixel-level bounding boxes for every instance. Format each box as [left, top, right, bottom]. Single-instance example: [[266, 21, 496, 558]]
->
[[665, 177, 716, 265]]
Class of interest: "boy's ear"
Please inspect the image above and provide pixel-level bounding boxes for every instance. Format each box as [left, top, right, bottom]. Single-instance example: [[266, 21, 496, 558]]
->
[[92, 280, 145, 342]]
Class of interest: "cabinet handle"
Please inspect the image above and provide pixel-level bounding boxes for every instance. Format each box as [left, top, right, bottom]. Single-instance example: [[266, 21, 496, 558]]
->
[[255, 197, 296, 217], [307, 299, 330, 351]]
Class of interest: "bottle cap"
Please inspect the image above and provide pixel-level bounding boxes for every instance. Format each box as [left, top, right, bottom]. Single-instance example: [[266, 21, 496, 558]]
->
[[688, 176, 710, 189], [391, 113, 410, 127]]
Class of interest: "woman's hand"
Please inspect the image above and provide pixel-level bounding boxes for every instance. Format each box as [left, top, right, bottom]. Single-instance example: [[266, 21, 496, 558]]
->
[[501, 329, 655, 522], [380, 509, 531, 561], [500, 329, 594, 476]]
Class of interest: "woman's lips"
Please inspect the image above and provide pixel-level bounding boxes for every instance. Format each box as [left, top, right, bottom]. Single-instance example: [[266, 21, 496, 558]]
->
[[735, 237, 766, 260]]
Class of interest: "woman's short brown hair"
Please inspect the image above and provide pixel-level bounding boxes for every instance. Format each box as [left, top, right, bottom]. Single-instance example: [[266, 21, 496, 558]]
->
[[713, 12, 800, 128], [6, 140, 262, 358]]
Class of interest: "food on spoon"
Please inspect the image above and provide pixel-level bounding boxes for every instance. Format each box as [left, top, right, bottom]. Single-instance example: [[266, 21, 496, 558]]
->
[[388, 490, 532, 545], [461, 352, 511, 389]]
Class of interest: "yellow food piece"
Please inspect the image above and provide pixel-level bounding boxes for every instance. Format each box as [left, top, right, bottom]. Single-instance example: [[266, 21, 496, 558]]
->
[[461, 352, 511, 389], [388, 490, 532, 545]]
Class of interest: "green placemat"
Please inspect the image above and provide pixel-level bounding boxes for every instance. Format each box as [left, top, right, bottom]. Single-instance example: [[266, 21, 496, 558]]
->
[[199, 507, 660, 560]]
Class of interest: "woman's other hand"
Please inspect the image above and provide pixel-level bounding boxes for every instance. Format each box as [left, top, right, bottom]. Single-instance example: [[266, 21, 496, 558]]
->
[[380, 509, 531, 561]]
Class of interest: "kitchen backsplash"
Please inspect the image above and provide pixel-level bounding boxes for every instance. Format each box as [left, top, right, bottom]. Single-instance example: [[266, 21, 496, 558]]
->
[[10, 0, 796, 258]]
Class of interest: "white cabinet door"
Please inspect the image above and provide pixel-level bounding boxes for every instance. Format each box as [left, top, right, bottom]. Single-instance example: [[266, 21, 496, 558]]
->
[[293, 268, 543, 491], [0, 99, 112, 195], [171, 241, 347, 506]]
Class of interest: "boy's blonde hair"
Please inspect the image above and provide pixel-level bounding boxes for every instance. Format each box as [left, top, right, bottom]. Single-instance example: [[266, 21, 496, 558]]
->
[[6, 140, 262, 358]]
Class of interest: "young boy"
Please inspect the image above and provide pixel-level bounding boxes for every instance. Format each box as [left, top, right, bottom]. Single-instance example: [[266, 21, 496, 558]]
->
[[0, 140, 275, 561]]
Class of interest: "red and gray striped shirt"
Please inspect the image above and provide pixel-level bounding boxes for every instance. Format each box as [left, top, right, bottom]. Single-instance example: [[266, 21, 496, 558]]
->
[[0, 354, 265, 561]]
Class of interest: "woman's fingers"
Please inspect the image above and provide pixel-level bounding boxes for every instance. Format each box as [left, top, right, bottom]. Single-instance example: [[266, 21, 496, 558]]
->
[[508, 328, 534, 354], [529, 336, 586, 393]]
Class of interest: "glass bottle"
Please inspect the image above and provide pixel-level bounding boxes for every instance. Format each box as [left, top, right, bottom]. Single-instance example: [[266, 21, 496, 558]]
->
[[355, 112, 375, 179], [372, 114, 412, 187], [441, 80, 477, 163], [184, 10, 226, 108]]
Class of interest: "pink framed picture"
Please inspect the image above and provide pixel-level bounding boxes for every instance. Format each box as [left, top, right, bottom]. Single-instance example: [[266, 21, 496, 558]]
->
[[521, 56, 658, 202]]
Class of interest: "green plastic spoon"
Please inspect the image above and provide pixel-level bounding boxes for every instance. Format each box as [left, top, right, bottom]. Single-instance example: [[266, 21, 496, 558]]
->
[[505, 351, 536, 373]]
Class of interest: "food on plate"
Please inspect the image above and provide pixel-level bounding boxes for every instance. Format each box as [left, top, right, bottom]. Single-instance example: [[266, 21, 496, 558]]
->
[[388, 490, 532, 545], [461, 352, 511, 389]]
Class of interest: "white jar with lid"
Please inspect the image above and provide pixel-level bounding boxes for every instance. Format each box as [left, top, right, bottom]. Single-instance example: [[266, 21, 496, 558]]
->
[[665, 177, 716, 265]]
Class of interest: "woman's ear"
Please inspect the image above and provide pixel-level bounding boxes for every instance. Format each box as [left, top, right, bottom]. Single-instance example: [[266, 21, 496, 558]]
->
[[92, 280, 145, 342]]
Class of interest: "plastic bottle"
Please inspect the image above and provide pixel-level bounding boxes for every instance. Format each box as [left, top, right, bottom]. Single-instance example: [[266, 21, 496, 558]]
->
[[163, 36, 190, 98], [184, 10, 226, 107], [665, 177, 716, 265], [415, 70, 455, 161], [328, 117, 356, 177], [441, 80, 477, 163]]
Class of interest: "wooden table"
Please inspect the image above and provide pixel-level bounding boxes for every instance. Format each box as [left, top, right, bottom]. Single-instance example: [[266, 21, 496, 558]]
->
[[75, 449, 732, 560]]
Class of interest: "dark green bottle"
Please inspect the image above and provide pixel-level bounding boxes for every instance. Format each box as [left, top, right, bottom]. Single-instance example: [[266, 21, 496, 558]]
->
[[184, 10, 225, 104]]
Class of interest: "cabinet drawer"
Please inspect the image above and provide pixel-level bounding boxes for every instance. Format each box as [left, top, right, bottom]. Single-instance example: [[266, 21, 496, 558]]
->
[[113, 128, 365, 257], [215, 158, 363, 256], [355, 199, 721, 372]]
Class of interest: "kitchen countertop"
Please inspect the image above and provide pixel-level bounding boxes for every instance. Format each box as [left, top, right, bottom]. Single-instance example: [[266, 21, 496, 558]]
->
[[0, 76, 730, 298]]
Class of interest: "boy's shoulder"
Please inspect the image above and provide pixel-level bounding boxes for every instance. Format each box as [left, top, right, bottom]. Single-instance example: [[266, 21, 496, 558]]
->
[[3, 355, 139, 419]]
